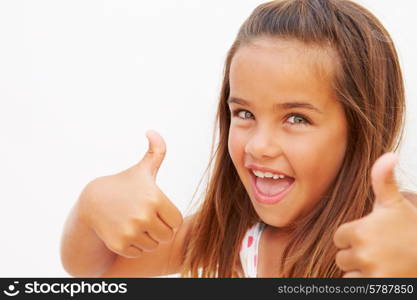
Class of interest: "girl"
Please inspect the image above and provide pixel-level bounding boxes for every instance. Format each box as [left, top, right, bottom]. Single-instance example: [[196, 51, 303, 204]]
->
[[61, 0, 417, 277]]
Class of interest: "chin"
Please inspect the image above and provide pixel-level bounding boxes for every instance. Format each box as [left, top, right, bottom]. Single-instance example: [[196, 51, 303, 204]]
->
[[251, 205, 296, 228], [262, 217, 294, 228]]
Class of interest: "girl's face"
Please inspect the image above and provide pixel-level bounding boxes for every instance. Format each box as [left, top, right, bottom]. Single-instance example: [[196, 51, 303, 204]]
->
[[228, 38, 348, 227]]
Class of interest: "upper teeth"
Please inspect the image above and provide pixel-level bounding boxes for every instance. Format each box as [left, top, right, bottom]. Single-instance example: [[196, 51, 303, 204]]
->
[[252, 170, 285, 179]]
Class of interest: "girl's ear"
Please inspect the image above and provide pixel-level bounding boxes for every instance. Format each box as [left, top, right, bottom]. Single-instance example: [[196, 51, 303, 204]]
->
[[401, 191, 417, 207]]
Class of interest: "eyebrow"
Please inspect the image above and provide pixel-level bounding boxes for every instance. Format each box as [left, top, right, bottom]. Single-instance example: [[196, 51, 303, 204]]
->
[[227, 96, 323, 114]]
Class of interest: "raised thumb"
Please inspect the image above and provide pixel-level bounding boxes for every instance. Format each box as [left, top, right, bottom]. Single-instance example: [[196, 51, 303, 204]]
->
[[138, 129, 167, 179], [371, 152, 402, 207]]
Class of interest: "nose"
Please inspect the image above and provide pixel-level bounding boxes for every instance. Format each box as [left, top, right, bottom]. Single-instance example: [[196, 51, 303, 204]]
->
[[245, 128, 282, 160]]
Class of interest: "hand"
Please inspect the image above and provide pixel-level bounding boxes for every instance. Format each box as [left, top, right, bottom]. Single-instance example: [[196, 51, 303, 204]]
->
[[333, 152, 417, 277], [79, 130, 183, 258]]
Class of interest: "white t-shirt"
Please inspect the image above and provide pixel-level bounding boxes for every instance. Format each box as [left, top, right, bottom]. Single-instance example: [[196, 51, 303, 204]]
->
[[239, 222, 266, 277]]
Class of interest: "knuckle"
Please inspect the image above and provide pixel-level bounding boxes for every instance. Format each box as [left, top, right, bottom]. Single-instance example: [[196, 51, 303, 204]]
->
[[333, 224, 348, 247], [84, 177, 102, 194], [143, 243, 159, 252], [356, 250, 373, 271], [151, 242, 160, 250], [335, 221, 348, 235], [127, 252, 142, 258], [334, 251, 343, 267], [149, 196, 163, 208], [79, 179, 102, 208], [154, 150, 166, 160], [86, 176, 108, 198], [133, 215, 152, 227], [120, 226, 138, 242], [118, 244, 143, 258], [124, 247, 143, 258], [141, 191, 161, 207], [109, 241, 128, 254], [349, 223, 364, 245], [332, 229, 341, 245], [161, 230, 174, 243]]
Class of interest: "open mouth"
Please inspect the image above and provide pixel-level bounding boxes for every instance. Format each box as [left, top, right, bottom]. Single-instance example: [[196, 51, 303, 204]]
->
[[249, 170, 295, 205]]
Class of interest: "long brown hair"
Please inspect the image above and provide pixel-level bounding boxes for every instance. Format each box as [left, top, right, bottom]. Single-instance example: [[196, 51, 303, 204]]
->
[[180, 0, 405, 277]]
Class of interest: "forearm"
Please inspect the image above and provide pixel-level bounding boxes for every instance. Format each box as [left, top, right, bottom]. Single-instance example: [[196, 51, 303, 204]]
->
[[60, 191, 116, 277]]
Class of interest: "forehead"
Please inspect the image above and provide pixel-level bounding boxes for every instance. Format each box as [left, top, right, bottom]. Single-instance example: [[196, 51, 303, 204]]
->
[[229, 38, 339, 106]]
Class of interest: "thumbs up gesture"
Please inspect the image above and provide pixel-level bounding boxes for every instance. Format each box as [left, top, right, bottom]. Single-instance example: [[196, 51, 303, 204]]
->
[[79, 130, 183, 258], [333, 152, 417, 277]]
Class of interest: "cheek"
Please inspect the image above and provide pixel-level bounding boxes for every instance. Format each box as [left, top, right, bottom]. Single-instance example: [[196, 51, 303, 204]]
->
[[295, 131, 347, 199], [286, 132, 346, 197], [228, 127, 245, 164]]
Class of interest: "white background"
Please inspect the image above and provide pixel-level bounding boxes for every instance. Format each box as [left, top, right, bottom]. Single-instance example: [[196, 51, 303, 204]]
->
[[0, 0, 416, 277]]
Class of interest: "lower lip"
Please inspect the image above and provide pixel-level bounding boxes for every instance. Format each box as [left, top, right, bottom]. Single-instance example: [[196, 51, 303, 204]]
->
[[249, 171, 295, 205]]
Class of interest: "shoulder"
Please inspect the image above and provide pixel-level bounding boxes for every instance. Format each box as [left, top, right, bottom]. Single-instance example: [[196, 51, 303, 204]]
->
[[101, 213, 196, 277]]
